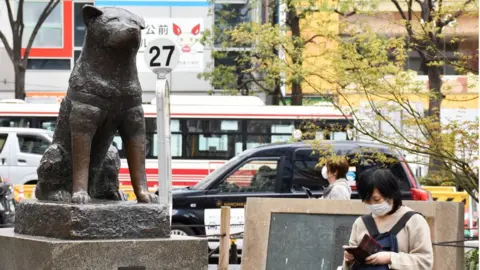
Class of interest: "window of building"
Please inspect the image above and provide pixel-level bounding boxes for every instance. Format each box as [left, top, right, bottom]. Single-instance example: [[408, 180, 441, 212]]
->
[[74, 50, 82, 64], [213, 51, 252, 91], [27, 59, 71, 70], [213, 1, 254, 92], [214, 2, 252, 47], [402, 38, 470, 76], [17, 0, 63, 48], [73, 2, 92, 69], [74, 2, 93, 47], [17, 134, 50, 155], [216, 158, 279, 192]]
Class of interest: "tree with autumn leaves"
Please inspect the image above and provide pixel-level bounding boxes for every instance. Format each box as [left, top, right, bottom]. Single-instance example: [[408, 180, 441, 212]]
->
[[200, 0, 479, 201]]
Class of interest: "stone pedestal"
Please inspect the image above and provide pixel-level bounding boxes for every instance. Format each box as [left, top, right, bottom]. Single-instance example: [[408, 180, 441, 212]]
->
[[0, 228, 208, 270], [14, 200, 170, 240]]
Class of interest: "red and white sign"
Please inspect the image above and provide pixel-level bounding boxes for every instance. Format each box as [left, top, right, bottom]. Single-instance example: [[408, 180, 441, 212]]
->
[[137, 18, 204, 72]]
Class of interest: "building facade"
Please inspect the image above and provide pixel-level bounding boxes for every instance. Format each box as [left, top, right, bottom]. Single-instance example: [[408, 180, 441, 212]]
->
[[0, 0, 263, 102]]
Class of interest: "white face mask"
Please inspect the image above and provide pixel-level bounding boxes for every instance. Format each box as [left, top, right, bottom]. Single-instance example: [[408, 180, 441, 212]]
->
[[321, 166, 328, 180], [366, 201, 393, 217]]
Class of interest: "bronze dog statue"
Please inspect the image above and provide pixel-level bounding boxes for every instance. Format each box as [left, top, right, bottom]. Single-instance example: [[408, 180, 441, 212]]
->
[[35, 5, 158, 204]]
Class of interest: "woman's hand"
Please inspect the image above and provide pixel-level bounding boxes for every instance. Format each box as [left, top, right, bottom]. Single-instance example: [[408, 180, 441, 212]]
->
[[365, 252, 391, 265], [344, 251, 354, 264]]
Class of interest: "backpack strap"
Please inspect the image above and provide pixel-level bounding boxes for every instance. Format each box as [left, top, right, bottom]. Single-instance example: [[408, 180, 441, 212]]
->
[[389, 211, 421, 235], [361, 215, 380, 236]]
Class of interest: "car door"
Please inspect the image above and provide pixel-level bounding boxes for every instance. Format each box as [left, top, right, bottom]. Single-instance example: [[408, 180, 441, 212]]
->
[[0, 132, 11, 182], [282, 148, 330, 199], [11, 133, 51, 184], [197, 157, 284, 249]]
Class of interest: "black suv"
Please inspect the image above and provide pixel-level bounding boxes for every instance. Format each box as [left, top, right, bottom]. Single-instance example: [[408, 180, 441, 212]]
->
[[170, 141, 430, 240]]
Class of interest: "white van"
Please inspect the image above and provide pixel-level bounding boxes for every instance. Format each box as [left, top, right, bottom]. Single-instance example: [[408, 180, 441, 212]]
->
[[0, 128, 53, 185]]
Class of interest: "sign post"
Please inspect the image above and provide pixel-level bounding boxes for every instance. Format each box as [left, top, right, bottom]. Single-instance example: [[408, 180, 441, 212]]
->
[[144, 38, 179, 222]]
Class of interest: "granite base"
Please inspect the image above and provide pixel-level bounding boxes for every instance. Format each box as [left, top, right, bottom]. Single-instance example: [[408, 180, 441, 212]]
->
[[14, 199, 170, 239], [0, 228, 208, 270]]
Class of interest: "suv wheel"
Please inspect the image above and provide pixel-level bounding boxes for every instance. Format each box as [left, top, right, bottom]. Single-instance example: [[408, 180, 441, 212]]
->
[[171, 223, 195, 236]]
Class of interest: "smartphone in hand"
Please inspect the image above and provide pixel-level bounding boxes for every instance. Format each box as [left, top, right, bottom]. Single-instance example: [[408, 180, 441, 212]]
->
[[343, 234, 383, 262]]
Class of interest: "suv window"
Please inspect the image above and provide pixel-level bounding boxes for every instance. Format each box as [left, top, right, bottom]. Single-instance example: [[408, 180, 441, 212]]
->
[[292, 150, 328, 191], [217, 159, 279, 193], [17, 134, 50, 155], [293, 148, 412, 192], [0, 134, 7, 153]]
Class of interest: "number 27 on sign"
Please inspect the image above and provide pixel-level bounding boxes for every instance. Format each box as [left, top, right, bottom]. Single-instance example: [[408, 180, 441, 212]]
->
[[144, 38, 180, 72], [149, 45, 175, 67]]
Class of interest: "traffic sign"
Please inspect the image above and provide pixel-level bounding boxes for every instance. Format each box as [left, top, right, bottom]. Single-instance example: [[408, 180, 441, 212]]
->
[[143, 38, 180, 74]]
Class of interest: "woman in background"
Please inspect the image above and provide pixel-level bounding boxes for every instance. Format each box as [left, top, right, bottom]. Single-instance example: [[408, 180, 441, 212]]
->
[[321, 156, 351, 200]]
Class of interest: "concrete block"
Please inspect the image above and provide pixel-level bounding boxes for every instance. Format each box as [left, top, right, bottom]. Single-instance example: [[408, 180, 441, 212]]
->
[[0, 228, 208, 270], [14, 199, 170, 240]]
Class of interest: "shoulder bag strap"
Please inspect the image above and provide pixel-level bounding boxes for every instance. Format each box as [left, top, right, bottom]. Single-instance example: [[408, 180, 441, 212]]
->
[[361, 215, 380, 236], [389, 211, 422, 235]]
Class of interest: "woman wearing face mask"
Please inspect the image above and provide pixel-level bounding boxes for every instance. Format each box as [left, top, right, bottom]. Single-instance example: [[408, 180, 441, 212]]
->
[[321, 156, 352, 200], [342, 168, 433, 270]]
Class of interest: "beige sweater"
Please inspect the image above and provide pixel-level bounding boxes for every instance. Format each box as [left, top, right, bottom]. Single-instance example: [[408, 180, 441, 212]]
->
[[343, 206, 433, 270]]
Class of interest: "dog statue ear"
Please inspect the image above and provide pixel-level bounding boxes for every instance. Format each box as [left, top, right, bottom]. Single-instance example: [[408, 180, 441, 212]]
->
[[82, 5, 103, 26], [138, 17, 146, 30]]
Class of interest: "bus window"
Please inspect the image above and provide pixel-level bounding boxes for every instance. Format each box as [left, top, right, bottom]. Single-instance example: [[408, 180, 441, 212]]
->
[[332, 131, 347, 140], [246, 120, 294, 149], [146, 119, 182, 159], [297, 119, 352, 141], [186, 119, 241, 133], [151, 133, 183, 158], [0, 117, 31, 128], [185, 134, 242, 159], [40, 120, 57, 131], [183, 119, 243, 159]]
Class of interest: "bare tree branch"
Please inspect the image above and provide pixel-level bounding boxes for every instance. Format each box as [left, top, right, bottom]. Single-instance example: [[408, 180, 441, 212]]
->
[[438, 0, 475, 28], [333, 8, 356, 17], [304, 34, 322, 45], [391, 0, 407, 20], [0, 30, 13, 61], [24, 0, 60, 60], [15, 0, 25, 58], [16, 0, 24, 31], [438, 0, 444, 14], [5, 0, 15, 32]]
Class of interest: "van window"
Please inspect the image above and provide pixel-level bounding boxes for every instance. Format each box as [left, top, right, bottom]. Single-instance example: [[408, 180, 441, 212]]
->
[[17, 134, 50, 155], [0, 134, 7, 153]]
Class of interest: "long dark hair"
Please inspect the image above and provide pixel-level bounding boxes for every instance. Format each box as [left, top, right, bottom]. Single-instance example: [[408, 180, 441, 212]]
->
[[356, 167, 403, 215]]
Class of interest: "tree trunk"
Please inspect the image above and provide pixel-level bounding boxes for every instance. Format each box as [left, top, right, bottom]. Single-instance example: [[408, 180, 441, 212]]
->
[[14, 65, 26, 100], [289, 10, 302, 106], [270, 88, 280, 105], [426, 63, 444, 177]]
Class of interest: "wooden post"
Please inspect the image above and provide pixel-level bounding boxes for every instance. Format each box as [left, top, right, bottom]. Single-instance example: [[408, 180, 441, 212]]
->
[[218, 206, 231, 270]]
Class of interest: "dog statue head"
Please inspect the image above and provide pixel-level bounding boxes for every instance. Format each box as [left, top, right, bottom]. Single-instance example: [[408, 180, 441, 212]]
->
[[82, 5, 145, 51]]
